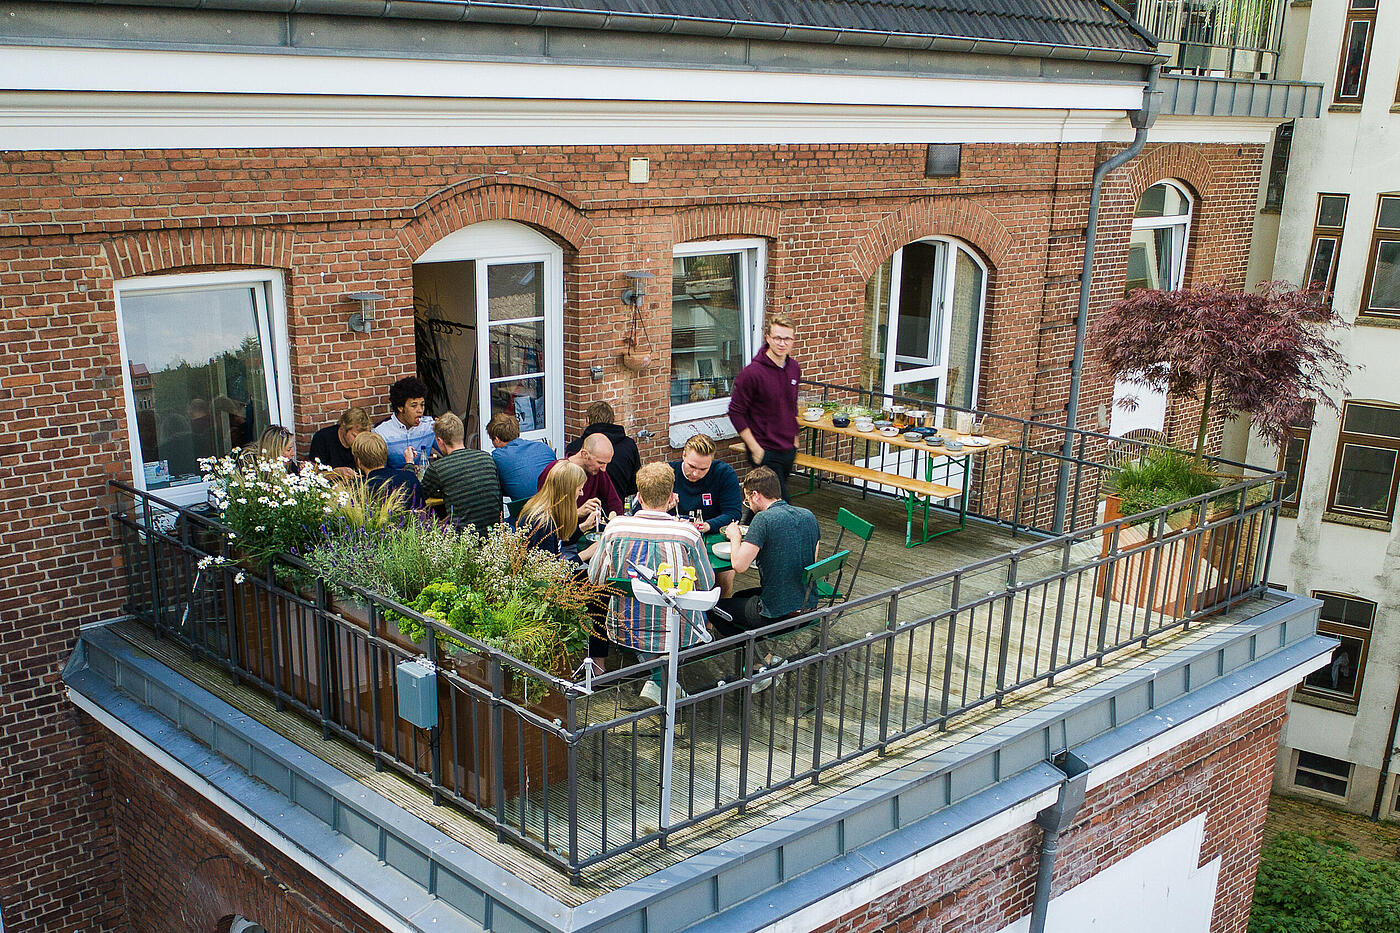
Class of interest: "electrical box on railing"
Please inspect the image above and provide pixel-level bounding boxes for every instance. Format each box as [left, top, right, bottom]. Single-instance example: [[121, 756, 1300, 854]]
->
[[395, 659, 438, 729]]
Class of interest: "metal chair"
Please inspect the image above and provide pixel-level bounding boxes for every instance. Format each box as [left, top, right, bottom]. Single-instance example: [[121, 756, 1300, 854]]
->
[[505, 496, 530, 524], [815, 508, 873, 604], [803, 548, 852, 609]]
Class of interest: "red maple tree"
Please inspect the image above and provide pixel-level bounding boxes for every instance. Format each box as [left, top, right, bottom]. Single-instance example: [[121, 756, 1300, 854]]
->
[[1091, 282, 1350, 458]]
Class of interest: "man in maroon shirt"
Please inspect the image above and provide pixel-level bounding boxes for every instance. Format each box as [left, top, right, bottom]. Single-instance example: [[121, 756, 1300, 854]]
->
[[728, 314, 800, 500], [538, 432, 626, 525]]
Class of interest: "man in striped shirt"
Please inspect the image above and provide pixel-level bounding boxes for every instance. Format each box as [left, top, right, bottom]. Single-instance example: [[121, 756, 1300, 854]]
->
[[589, 462, 714, 704], [421, 413, 503, 534]]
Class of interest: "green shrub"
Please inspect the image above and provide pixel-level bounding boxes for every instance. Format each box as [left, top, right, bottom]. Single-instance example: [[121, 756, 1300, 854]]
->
[[1110, 448, 1221, 519], [1250, 831, 1400, 933]]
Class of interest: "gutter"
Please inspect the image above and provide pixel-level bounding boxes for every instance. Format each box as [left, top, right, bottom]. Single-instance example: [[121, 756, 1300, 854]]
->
[[31, 0, 1166, 66], [1053, 64, 1162, 533], [1028, 752, 1091, 933]]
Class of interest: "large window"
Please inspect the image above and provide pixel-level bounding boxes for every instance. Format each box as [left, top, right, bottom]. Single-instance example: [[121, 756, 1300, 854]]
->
[[669, 239, 765, 421], [1359, 194, 1400, 319], [1306, 194, 1349, 295], [1110, 181, 1192, 436], [1328, 401, 1400, 521], [1278, 403, 1315, 510], [1262, 122, 1293, 213], [116, 271, 292, 505], [1298, 591, 1375, 707], [1333, 0, 1376, 105], [1293, 750, 1353, 799]]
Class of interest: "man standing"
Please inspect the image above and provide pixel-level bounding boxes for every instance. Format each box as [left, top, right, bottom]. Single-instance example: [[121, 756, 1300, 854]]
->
[[422, 413, 502, 534], [564, 400, 642, 499], [309, 406, 371, 478], [487, 412, 556, 501], [538, 433, 625, 524], [718, 466, 820, 646], [728, 314, 800, 500], [373, 377, 435, 470], [589, 463, 714, 704]]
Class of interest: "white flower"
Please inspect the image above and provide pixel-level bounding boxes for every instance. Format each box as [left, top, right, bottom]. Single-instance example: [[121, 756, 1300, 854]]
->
[[234, 571, 246, 584]]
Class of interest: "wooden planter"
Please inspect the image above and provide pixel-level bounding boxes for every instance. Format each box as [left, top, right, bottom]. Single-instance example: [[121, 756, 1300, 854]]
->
[[329, 597, 570, 811], [1095, 494, 1247, 620]]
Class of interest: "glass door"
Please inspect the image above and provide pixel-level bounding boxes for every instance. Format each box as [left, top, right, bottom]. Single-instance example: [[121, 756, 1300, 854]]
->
[[477, 259, 559, 448]]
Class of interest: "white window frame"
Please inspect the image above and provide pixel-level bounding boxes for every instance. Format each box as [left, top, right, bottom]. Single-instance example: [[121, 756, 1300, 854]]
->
[[668, 237, 766, 423], [113, 269, 293, 507], [414, 220, 565, 452], [1291, 749, 1354, 800], [1129, 180, 1194, 292]]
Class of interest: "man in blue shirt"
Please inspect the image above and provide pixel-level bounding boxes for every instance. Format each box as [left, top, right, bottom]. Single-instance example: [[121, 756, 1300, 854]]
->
[[488, 412, 557, 502], [670, 432, 742, 596], [372, 376, 436, 470]]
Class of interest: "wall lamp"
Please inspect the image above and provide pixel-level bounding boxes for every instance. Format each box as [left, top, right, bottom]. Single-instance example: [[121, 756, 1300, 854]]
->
[[345, 291, 383, 334], [622, 270, 654, 307]]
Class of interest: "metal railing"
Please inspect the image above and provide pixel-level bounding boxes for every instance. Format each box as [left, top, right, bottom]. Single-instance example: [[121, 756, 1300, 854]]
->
[[1128, 0, 1286, 80], [109, 392, 1282, 881]]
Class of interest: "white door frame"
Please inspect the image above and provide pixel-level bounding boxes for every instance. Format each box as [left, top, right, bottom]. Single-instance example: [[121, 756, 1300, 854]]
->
[[415, 220, 565, 452]]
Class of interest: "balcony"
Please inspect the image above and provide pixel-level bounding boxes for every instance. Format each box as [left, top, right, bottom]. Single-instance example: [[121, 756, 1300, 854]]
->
[[102, 386, 1287, 890], [1128, 0, 1286, 80]]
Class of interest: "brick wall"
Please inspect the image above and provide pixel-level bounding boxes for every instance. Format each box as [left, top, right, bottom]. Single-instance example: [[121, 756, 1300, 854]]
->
[[0, 138, 1265, 928], [812, 691, 1288, 933], [98, 727, 382, 933]]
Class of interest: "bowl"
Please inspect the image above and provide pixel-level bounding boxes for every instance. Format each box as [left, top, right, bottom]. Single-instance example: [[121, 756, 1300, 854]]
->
[[879, 426, 900, 437], [832, 414, 851, 428], [944, 440, 964, 451], [803, 407, 824, 422], [874, 419, 893, 429], [855, 421, 875, 432], [925, 435, 945, 447], [902, 431, 922, 442]]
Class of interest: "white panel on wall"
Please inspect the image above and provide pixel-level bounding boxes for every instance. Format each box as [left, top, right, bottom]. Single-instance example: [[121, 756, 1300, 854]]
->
[[996, 815, 1220, 933]]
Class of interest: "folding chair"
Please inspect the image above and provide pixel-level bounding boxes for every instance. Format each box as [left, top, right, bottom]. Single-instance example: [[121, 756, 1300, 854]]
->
[[803, 548, 852, 610], [505, 497, 530, 524], [816, 508, 873, 603]]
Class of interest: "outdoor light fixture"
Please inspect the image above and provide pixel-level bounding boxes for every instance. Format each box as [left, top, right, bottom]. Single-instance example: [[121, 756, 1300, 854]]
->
[[622, 270, 653, 307], [345, 291, 383, 334]]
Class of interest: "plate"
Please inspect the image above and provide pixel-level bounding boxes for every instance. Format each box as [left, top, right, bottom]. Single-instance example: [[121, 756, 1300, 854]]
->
[[967, 437, 990, 447], [712, 541, 733, 558]]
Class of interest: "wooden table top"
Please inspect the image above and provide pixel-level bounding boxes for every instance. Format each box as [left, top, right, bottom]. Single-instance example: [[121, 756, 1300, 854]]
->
[[796, 412, 1011, 456]]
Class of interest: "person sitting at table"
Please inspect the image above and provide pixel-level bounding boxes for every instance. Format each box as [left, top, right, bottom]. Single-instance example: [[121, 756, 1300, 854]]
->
[[353, 430, 424, 510], [565, 400, 642, 500], [670, 432, 742, 596], [309, 406, 371, 479], [716, 466, 820, 672], [538, 433, 626, 528], [373, 376, 435, 471], [240, 425, 298, 474], [487, 412, 557, 502], [422, 413, 502, 534], [588, 463, 715, 705]]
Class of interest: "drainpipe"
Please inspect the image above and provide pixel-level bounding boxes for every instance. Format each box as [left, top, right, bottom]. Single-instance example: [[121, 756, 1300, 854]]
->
[[1052, 66, 1163, 533], [1028, 752, 1091, 933], [1369, 671, 1400, 819]]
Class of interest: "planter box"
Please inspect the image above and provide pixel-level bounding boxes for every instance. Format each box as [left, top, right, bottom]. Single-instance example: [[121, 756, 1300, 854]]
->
[[1095, 494, 1254, 620]]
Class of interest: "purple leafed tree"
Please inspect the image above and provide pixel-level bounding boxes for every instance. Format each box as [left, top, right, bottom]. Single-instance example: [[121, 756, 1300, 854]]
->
[[1091, 282, 1350, 458]]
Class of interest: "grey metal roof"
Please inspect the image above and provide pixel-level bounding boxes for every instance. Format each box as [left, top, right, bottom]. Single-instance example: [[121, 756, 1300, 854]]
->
[[34, 0, 1158, 59]]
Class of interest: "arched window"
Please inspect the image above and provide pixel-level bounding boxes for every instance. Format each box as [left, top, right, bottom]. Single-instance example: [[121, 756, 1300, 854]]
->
[[1125, 181, 1193, 294], [1110, 181, 1194, 437], [861, 237, 987, 415]]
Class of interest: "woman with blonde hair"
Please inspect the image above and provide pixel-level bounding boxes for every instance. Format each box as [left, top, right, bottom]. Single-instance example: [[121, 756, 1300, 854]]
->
[[518, 460, 599, 563], [239, 425, 298, 473]]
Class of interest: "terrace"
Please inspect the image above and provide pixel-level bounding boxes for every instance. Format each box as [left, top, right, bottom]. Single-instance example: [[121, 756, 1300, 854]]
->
[[93, 382, 1295, 902]]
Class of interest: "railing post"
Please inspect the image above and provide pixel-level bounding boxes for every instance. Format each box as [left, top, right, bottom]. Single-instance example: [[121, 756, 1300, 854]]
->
[[316, 578, 334, 740], [994, 556, 1020, 704], [1046, 538, 1073, 686], [143, 496, 164, 635], [940, 573, 962, 721], [1012, 421, 1030, 536], [737, 637, 753, 813], [566, 691, 581, 883], [491, 656, 508, 842], [425, 621, 443, 806], [877, 591, 899, 751], [368, 601, 384, 770], [810, 614, 830, 783], [266, 560, 285, 712], [1096, 524, 1121, 664]]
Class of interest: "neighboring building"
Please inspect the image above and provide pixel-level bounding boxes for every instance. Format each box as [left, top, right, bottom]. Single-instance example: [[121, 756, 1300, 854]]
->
[[1244, 1, 1400, 818], [0, 1, 1331, 931]]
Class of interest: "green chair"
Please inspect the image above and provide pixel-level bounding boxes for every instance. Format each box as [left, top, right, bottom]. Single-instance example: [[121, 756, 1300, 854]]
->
[[815, 508, 874, 603], [505, 497, 530, 523], [803, 548, 852, 609]]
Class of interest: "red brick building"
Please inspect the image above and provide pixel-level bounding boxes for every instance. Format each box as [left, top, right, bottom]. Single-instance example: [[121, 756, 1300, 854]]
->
[[0, 1, 1327, 931]]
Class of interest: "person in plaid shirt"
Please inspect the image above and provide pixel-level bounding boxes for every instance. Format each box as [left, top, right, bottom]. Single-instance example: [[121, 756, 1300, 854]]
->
[[588, 462, 715, 704]]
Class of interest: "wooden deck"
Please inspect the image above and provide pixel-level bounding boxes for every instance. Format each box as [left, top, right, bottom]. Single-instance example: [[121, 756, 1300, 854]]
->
[[112, 485, 1277, 901]]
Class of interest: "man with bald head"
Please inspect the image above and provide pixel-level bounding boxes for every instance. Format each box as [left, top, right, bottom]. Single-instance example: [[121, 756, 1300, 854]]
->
[[538, 432, 626, 525]]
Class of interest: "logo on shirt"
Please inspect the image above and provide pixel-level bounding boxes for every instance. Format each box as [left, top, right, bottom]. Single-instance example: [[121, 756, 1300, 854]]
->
[[701, 493, 713, 506], [791, 379, 798, 385]]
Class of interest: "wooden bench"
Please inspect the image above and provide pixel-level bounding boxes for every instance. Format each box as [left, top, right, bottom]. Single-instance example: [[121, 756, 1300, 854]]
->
[[729, 443, 963, 545]]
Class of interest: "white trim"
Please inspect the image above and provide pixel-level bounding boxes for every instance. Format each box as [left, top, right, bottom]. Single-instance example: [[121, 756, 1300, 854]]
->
[[0, 46, 1145, 112], [113, 269, 293, 507], [1146, 116, 1282, 144], [765, 649, 1329, 933], [668, 238, 767, 424], [414, 219, 559, 264], [0, 92, 1153, 149], [66, 687, 418, 933]]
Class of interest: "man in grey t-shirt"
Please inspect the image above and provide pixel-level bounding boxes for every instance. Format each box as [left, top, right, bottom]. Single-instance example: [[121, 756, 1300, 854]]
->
[[716, 467, 820, 656]]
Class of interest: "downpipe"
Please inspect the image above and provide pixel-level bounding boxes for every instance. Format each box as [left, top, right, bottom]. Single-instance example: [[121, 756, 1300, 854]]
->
[[1052, 66, 1163, 533], [1028, 752, 1091, 933]]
